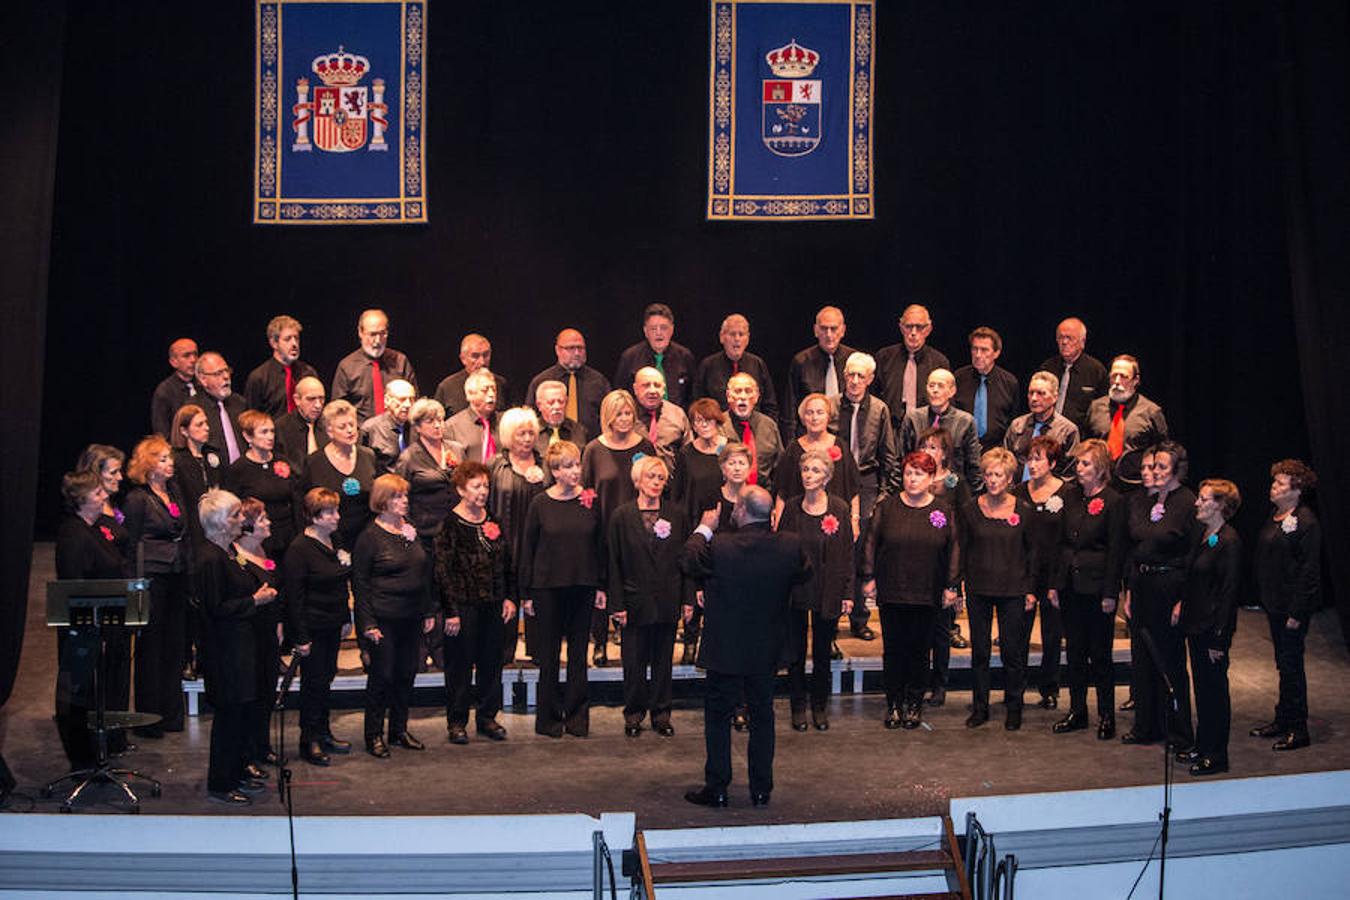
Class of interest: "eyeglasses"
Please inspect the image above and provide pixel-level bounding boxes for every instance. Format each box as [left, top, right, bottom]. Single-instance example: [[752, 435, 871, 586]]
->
[[899, 323, 930, 332], [200, 368, 231, 378]]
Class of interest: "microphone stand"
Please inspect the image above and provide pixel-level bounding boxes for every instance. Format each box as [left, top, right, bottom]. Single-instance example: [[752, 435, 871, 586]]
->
[[272, 653, 303, 900], [1138, 627, 1177, 900]]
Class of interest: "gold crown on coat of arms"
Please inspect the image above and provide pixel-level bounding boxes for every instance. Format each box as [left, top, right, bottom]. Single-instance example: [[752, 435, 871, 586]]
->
[[765, 39, 820, 78], [312, 47, 370, 86]]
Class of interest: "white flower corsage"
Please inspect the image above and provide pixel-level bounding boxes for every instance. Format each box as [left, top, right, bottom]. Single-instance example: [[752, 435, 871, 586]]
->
[[524, 465, 545, 484], [1044, 494, 1063, 513], [336, 549, 351, 567], [1281, 515, 1298, 535]]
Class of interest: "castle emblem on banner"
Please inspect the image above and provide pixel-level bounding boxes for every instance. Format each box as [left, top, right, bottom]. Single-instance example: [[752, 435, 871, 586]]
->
[[762, 39, 822, 157], [291, 47, 390, 153]]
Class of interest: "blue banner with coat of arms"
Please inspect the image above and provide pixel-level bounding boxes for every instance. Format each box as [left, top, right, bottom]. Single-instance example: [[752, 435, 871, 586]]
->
[[707, 0, 874, 220], [254, 0, 426, 224]]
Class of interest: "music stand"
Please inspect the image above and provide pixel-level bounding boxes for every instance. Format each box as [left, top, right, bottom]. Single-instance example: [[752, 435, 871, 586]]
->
[[41, 578, 163, 813]]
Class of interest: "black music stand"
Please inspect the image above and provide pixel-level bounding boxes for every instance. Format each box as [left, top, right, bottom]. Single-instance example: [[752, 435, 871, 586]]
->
[[41, 578, 163, 813]]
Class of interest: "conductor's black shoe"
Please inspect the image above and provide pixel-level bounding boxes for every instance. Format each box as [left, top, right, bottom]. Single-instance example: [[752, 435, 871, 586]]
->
[[536, 723, 564, 739], [208, 789, 252, 805], [366, 736, 391, 758], [884, 705, 903, 730], [1119, 697, 1136, 712], [654, 721, 675, 737], [1190, 758, 1229, 776], [1053, 712, 1088, 734], [1273, 731, 1310, 752], [966, 709, 990, 729], [321, 734, 352, 754], [684, 786, 728, 808], [1250, 721, 1283, 738], [731, 707, 749, 731], [750, 791, 771, 807], [812, 707, 829, 731], [244, 763, 269, 781], [301, 741, 331, 766], [791, 707, 809, 732], [1004, 708, 1023, 731], [1097, 718, 1116, 740], [926, 687, 946, 707], [447, 725, 470, 745], [391, 732, 425, 751], [851, 624, 876, 641], [1038, 694, 1059, 710], [1120, 730, 1156, 746], [477, 720, 508, 741], [624, 723, 642, 738]]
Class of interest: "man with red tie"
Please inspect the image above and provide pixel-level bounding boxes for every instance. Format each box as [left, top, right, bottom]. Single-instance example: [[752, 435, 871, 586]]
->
[[719, 372, 782, 494], [1086, 354, 1169, 490], [445, 369, 501, 464], [633, 366, 690, 469], [331, 308, 418, 423], [243, 315, 318, 418]]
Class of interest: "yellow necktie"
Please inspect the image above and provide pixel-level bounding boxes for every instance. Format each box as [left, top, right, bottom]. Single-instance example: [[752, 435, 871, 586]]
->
[[565, 371, 579, 423]]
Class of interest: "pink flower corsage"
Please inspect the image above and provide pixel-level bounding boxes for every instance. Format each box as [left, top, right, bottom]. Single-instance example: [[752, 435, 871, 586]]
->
[[99, 525, 115, 542], [1149, 502, 1165, 523], [929, 509, 947, 529], [167, 501, 181, 518], [1087, 497, 1105, 516], [399, 523, 418, 542], [578, 488, 597, 509], [821, 514, 840, 535], [1007, 513, 1021, 527], [827, 445, 842, 461], [262, 559, 276, 571], [653, 518, 672, 539], [482, 521, 501, 541], [272, 460, 291, 479]]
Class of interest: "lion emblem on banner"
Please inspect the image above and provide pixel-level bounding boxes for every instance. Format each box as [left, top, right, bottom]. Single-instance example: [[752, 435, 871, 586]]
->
[[291, 47, 390, 153]]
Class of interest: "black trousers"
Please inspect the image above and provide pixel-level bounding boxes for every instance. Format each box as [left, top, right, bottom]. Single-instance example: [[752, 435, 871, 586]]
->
[[1266, 611, 1309, 735], [929, 606, 954, 690], [1187, 634, 1231, 764], [135, 572, 188, 731], [533, 586, 593, 734], [1129, 572, 1193, 745], [968, 594, 1027, 711], [787, 609, 837, 709], [1061, 591, 1116, 719], [621, 621, 677, 725], [245, 615, 281, 762], [208, 701, 249, 793], [881, 604, 937, 707], [704, 670, 775, 795], [848, 515, 873, 632], [364, 616, 421, 740], [298, 624, 342, 741], [444, 604, 505, 727], [681, 603, 705, 643], [1021, 591, 1063, 697]]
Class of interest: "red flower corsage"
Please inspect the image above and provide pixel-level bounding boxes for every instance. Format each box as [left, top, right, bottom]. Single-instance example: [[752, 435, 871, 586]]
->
[[99, 525, 115, 542], [272, 460, 291, 479], [1087, 497, 1105, 516], [262, 559, 276, 571], [821, 514, 840, 535], [827, 445, 842, 461], [482, 521, 501, 541], [166, 501, 181, 518], [1007, 513, 1021, 527], [578, 488, 597, 509]]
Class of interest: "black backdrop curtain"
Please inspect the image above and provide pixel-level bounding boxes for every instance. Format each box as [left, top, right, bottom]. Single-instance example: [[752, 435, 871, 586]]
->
[[16, 0, 1347, 689]]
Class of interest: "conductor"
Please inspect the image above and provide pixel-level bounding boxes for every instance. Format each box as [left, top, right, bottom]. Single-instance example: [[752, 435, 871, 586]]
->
[[680, 485, 809, 808]]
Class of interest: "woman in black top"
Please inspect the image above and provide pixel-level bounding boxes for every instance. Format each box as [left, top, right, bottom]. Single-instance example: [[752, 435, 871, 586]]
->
[[1177, 479, 1242, 776], [223, 411, 301, 557], [484, 407, 545, 666], [670, 399, 728, 526], [304, 400, 378, 552], [435, 461, 516, 745], [1013, 434, 1070, 711], [607, 455, 689, 738], [124, 436, 190, 736], [1249, 459, 1321, 751], [353, 473, 437, 758], [918, 426, 970, 707], [232, 497, 283, 775], [170, 404, 224, 545], [580, 390, 655, 667], [521, 441, 606, 738], [195, 489, 277, 805], [961, 448, 1036, 730], [1121, 441, 1196, 748], [1049, 439, 1127, 740], [284, 488, 352, 766], [862, 451, 961, 730], [54, 470, 129, 767], [396, 398, 465, 547], [773, 393, 861, 529], [76, 443, 132, 564], [777, 449, 853, 732]]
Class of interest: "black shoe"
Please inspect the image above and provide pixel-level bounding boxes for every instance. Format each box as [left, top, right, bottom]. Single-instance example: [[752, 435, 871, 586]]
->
[[1053, 712, 1088, 734], [1175, 748, 1201, 763], [1038, 694, 1059, 710], [611, 629, 622, 647], [244, 763, 269, 781], [592, 646, 610, 667], [731, 707, 749, 731], [1120, 697, 1136, 712], [830, 640, 843, 661], [681, 641, 697, 665], [684, 786, 728, 808], [1120, 730, 1156, 745], [301, 741, 331, 766], [208, 789, 252, 805], [236, 778, 267, 796], [791, 707, 809, 732], [750, 791, 771, 807], [949, 630, 970, 650], [1190, 757, 1229, 776], [966, 708, 990, 729], [366, 736, 391, 758], [1273, 732, 1310, 752], [926, 687, 946, 708], [851, 624, 876, 641], [1005, 708, 1023, 731], [564, 723, 589, 738], [812, 707, 829, 731], [624, 723, 643, 738], [902, 703, 923, 730], [1250, 721, 1284, 738], [536, 723, 564, 739], [321, 734, 352, 754], [884, 705, 903, 730], [392, 732, 425, 751], [477, 720, 508, 741], [448, 725, 470, 745], [655, 721, 675, 737], [1097, 718, 1116, 740]]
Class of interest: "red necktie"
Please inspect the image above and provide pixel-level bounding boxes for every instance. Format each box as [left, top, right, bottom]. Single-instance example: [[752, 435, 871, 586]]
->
[[648, 410, 660, 444], [731, 359, 739, 375], [480, 417, 496, 462], [371, 360, 385, 414], [741, 420, 758, 485], [284, 365, 295, 413], [1107, 404, 1125, 459]]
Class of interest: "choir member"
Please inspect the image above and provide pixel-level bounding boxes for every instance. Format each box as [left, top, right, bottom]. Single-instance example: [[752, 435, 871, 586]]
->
[[223, 410, 301, 557], [360, 379, 417, 473], [231, 498, 283, 775], [961, 448, 1035, 730], [670, 398, 727, 526], [771, 393, 860, 530], [330, 308, 418, 424], [445, 369, 501, 464], [284, 488, 352, 767], [488, 407, 549, 664], [783, 306, 857, 437], [1176, 479, 1241, 775], [861, 451, 961, 730], [613, 303, 697, 408], [1005, 371, 1080, 480], [1249, 459, 1321, 752], [719, 372, 782, 491], [632, 366, 691, 468], [353, 474, 437, 758], [435, 461, 515, 744], [170, 404, 223, 546], [1121, 442, 1195, 748], [123, 436, 189, 737], [1050, 439, 1126, 740], [195, 352, 247, 465], [874, 304, 951, 429], [1086, 355, 1169, 488], [1039, 317, 1109, 433], [526, 328, 609, 439], [918, 426, 970, 707], [76, 444, 130, 562], [954, 326, 1019, 450], [395, 398, 464, 549], [777, 449, 853, 732], [695, 313, 779, 422], [533, 379, 587, 452], [275, 376, 328, 469], [1012, 435, 1070, 710], [150, 337, 200, 438], [434, 333, 512, 416], [303, 400, 377, 551], [901, 368, 983, 490], [242, 315, 317, 418], [520, 441, 606, 738], [196, 489, 276, 804]]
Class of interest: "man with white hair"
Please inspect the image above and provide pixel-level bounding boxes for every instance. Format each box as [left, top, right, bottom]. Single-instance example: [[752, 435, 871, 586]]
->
[[1085, 354, 1168, 488], [1039, 317, 1109, 433], [532, 379, 587, 454], [445, 369, 501, 463], [695, 313, 779, 422], [434, 332, 511, 417], [1004, 371, 1080, 480], [900, 368, 982, 490], [360, 379, 417, 473], [331, 308, 418, 423], [196, 351, 247, 464], [633, 366, 691, 468]]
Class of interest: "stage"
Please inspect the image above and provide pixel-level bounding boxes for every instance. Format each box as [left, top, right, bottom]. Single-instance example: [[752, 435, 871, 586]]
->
[[3, 544, 1347, 827]]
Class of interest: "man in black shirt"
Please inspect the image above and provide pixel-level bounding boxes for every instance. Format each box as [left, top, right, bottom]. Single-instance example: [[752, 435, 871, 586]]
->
[[434, 333, 512, 417], [613, 303, 697, 408], [275, 376, 328, 469], [331, 308, 418, 423], [527, 328, 610, 438], [954, 326, 1019, 451], [196, 352, 247, 464], [243, 314, 318, 418], [1039, 317, 1109, 433], [719, 373, 782, 493], [875, 303, 951, 431], [150, 337, 200, 437], [695, 313, 779, 422], [782, 305, 856, 439]]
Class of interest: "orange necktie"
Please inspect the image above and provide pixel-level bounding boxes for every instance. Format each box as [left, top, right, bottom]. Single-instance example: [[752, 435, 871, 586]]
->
[[1107, 404, 1125, 459]]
